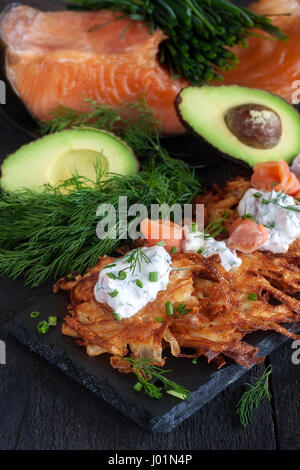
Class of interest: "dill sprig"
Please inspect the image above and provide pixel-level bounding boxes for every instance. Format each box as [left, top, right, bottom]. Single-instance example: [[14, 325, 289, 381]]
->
[[0, 159, 200, 286], [125, 248, 151, 275], [0, 101, 202, 287], [259, 191, 300, 213], [237, 365, 272, 428], [121, 356, 191, 400], [63, 0, 287, 84], [40, 99, 160, 159], [204, 210, 230, 239]]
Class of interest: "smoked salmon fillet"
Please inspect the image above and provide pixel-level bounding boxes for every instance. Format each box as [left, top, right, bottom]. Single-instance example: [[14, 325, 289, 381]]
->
[[219, 0, 300, 104], [0, 4, 187, 135]]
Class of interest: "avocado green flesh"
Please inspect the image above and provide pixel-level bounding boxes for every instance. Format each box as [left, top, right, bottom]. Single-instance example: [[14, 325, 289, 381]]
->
[[177, 86, 300, 167], [1, 128, 138, 193]]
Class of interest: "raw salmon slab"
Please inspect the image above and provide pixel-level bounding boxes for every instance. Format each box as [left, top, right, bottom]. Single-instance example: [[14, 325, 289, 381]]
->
[[0, 4, 187, 135]]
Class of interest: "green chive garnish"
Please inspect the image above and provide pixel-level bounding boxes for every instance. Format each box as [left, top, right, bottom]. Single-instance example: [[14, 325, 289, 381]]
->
[[136, 280, 143, 288], [165, 301, 174, 316], [30, 311, 40, 318], [107, 272, 117, 280], [197, 247, 205, 254], [109, 289, 118, 297], [37, 320, 49, 335], [118, 271, 127, 280], [171, 247, 177, 254], [156, 241, 167, 247], [191, 358, 198, 365], [271, 181, 278, 188], [103, 264, 116, 270], [155, 317, 164, 323], [66, 273, 74, 281], [176, 302, 193, 315], [253, 192, 262, 199], [242, 214, 254, 221], [191, 222, 198, 233], [248, 293, 258, 301], [48, 316, 57, 326], [149, 272, 158, 282], [113, 312, 121, 322], [133, 382, 143, 392], [166, 390, 187, 400]]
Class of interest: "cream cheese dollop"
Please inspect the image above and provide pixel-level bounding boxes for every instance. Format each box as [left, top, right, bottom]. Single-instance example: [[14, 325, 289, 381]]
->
[[94, 246, 171, 319], [183, 226, 241, 271], [238, 188, 300, 254]]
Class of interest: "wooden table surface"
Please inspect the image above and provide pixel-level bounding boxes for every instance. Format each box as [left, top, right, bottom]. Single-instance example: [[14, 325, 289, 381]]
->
[[0, 0, 299, 451]]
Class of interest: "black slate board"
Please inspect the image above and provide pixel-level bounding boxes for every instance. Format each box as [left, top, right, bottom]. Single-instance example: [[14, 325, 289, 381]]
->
[[4, 293, 300, 432]]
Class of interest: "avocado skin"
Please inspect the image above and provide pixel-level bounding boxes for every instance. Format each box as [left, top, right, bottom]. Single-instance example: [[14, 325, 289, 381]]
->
[[175, 91, 251, 169], [175, 86, 300, 169]]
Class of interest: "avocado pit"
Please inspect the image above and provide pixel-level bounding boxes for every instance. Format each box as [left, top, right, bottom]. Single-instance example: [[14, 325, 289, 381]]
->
[[225, 104, 282, 149]]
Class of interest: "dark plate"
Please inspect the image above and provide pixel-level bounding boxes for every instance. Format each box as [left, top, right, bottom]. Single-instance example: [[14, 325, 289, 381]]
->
[[0, 0, 250, 168], [4, 294, 299, 432]]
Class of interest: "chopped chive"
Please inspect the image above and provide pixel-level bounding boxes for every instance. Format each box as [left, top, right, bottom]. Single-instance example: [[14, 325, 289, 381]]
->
[[271, 181, 278, 188], [191, 222, 198, 233], [66, 273, 74, 281], [264, 222, 275, 229], [103, 264, 116, 270], [156, 241, 167, 247], [176, 301, 193, 315], [191, 358, 198, 365], [118, 271, 127, 280], [197, 247, 205, 254], [166, 390, 187, 400], [107, 272, 117, 280], [149, 272, 158, 282], [261, 199, 270, 205], [248, 293, 258, 301], [136, 280, 143, 288], [173, 315, 179, 319], [253, 192, 262, 199], [48, 316, 57, 326], [242, 214, 254, 221], [170, 247, 177, 254], [37, 320, 49, 334], [30, 311, 40, 318], [108, 289, 118, 297], [133, 382, 143, 392], [113, 312, 121, 322], [165, 301, 174, 316], [155, 317, 164, 323]]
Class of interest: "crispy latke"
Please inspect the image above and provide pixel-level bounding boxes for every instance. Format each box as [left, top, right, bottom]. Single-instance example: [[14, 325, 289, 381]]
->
[[55, 177, 300, 372]]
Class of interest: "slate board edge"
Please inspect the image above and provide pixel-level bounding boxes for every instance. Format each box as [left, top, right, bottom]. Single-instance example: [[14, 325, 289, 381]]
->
[[4, 316, 299, 433]]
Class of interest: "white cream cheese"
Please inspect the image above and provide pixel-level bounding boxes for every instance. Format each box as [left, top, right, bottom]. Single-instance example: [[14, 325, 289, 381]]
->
[[183, 226, 242, 271], [238, 188, 300, 254], [94, 246, 171, 319]]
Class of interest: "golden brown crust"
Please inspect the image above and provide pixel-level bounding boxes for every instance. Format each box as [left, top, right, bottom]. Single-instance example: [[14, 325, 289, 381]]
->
[[55, 177, 300, 373]]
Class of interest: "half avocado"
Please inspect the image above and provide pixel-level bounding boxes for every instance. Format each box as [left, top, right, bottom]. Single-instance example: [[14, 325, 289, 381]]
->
[[1, 128, 139, 193], [176, 85, 300, 167]]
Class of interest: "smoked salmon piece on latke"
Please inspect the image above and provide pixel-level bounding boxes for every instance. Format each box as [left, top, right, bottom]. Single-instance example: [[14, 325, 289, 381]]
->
[[219, 0, 300, 103], [0, 5, 187, 134]]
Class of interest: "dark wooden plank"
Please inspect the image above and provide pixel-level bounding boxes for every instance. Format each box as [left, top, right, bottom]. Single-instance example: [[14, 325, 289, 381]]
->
[[0, 331, 276, 450], [269, 341, 300, 450]]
